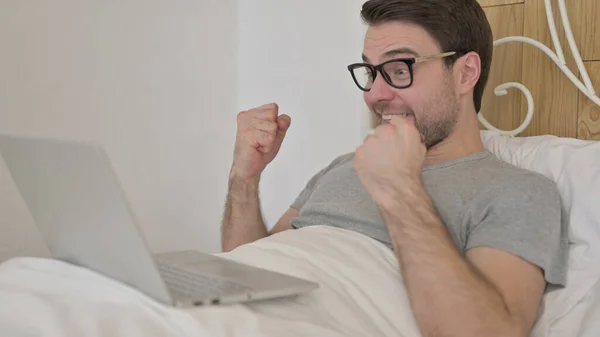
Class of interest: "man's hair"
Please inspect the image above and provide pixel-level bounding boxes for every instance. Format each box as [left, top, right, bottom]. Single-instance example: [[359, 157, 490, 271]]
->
[[361, 0, 493, 113]]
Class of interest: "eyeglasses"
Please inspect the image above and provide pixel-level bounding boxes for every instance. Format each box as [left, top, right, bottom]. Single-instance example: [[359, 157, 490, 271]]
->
[[347, 51, 457, 92]]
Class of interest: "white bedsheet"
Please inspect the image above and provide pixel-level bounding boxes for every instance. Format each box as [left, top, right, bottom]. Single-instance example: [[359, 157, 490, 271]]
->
[[0, 226, 422, 337], [1, 225, 598, 337], [546, 276, 600, 337]]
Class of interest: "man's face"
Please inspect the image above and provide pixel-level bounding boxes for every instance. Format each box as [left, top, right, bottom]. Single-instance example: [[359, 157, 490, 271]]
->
[[362, 21, 460, 149]]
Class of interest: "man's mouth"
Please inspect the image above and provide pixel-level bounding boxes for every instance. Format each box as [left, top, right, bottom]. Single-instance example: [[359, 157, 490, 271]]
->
[[379, 113, 413, 123]]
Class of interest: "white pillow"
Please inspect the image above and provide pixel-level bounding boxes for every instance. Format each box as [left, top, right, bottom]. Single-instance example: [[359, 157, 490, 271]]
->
[[480, 130, 600, 335]]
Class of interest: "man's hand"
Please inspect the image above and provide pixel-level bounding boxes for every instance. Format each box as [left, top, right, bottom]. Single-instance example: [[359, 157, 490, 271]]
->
[[230, 103, 291, 181], [354, 116, 426, 205]]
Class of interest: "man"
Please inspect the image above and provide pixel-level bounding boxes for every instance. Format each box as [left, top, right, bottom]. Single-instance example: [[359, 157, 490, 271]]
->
[[221, 0, 568, 336]]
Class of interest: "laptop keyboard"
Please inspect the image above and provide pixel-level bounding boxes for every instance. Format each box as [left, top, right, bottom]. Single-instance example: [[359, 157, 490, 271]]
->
[[156, 261, 251, 301]]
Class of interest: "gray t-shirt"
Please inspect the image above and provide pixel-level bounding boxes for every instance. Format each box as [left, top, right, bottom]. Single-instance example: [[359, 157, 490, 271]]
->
[[290, 151, 568, 287]]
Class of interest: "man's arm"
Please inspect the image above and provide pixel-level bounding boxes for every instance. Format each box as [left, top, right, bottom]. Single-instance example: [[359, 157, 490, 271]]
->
[[378, 179, 545, 337], [221, 176, 265, 252], [221, 175, 296, 252], [271, 208, 299, 234], [220, 102, 292, 252], [353, 118, 550, 337]]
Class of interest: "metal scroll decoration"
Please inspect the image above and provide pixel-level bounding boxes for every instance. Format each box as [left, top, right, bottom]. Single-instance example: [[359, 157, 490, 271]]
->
[[478, 0, 599, 137]]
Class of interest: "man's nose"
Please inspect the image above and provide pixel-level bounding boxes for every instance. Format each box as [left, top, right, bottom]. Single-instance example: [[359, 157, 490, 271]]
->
[[366, 72, 395, 102]]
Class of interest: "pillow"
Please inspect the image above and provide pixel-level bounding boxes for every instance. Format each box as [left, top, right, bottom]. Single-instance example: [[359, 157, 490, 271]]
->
[[480, 130, 600, 335]]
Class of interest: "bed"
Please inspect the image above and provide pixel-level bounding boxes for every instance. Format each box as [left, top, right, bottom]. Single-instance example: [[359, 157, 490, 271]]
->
[[1, 1, 599, 337]]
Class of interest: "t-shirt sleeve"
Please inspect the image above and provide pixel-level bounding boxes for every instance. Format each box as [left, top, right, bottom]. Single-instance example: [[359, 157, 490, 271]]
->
[[290, 153, 354, 210], [465, 172, 569, 287]]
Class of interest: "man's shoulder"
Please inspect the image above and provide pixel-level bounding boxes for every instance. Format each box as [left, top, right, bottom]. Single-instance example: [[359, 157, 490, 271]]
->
[[427, 151, 558, 194], [315, 152, 356, 174], [328, 152, 355, 167], [476, 154, 561, 205], [302, 152, 355, 184], [485, 154, 557, 188]]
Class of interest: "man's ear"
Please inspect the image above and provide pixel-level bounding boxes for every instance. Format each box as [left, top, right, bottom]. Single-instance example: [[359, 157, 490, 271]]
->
[[454, 52, 482, 95]]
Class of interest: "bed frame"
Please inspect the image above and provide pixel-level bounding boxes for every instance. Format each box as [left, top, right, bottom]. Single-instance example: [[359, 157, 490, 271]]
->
[[478, 0, 600, 137]]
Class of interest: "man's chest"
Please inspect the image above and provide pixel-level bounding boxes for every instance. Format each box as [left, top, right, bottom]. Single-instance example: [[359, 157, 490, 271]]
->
[[300, 163, 470, 250]]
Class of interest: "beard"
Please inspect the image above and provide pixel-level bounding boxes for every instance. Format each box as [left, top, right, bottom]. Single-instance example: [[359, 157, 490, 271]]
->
[[373, 84, 459, 150]]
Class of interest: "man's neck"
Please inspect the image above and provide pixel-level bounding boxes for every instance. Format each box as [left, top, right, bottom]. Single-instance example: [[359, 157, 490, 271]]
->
[[423, 113, 485, 167]]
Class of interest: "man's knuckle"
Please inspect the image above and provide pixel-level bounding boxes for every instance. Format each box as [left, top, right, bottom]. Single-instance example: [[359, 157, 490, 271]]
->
[[267, 122, 278, 133], [262, 132, 275, 143], [383, 126, 395, 136], [242, 129, 254, 140], [237, 111, 246, 121]]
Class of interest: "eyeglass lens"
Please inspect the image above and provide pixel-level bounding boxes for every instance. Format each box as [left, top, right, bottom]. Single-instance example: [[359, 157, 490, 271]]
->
[[352, 61, 411, 90]]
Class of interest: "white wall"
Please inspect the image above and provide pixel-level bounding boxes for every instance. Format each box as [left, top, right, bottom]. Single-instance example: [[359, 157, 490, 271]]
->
[[0, 0, 371, 261], [237, 0, 370, 227], [0, 0, 238, 260]]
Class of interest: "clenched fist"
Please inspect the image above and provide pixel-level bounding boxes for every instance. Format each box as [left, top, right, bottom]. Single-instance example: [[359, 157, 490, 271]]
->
[[230, 103, 291, 181], [354, 115, 426, 205]]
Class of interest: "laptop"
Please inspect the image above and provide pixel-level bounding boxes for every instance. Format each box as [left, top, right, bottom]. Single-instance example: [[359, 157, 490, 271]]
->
[[0, 133, 318, 307]]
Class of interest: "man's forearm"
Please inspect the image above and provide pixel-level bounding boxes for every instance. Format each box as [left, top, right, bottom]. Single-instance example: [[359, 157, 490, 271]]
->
[[379, 179, 518, 337], [221, 176, 268, 252]]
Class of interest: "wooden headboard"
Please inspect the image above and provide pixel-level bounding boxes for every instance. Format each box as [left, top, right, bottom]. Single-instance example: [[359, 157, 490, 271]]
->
[[478, 0, 600, 140]]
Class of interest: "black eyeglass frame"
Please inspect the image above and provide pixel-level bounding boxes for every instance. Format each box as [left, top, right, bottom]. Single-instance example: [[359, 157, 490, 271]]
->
[[347, 51, 458, 92]]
